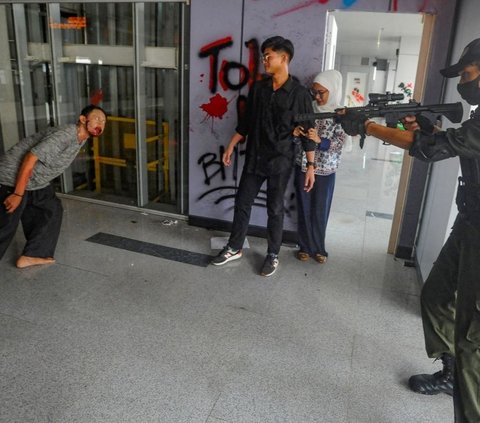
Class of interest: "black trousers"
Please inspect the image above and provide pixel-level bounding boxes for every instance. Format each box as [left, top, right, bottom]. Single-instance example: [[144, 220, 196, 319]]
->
[[294, 166, 336, 256], [0, 184, 63, 260], [228, 169, 291, 255]]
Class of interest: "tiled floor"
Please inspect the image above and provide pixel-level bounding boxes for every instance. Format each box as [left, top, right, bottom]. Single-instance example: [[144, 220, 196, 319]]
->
[[0, 138, 453, 422]]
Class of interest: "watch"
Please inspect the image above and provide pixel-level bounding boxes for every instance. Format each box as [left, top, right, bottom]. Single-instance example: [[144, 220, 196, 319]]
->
[[306, 161, 315, 167]]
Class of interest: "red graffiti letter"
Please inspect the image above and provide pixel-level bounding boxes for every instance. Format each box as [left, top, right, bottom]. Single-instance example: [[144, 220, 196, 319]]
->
[[199, 36, 233, 93]]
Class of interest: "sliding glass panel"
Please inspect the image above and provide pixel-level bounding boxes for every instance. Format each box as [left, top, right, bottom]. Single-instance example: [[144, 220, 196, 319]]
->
[[0, 1, 186, 214], [57, 3, 137, 205], [142, 2, 181, 212]]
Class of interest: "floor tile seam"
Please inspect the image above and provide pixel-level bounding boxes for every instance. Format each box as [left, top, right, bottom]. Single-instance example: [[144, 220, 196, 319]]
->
[[0, 310, 37, 327], [204, 392, 223, 423], [356, 284, 421, 297], [53, 262, 111, 278]]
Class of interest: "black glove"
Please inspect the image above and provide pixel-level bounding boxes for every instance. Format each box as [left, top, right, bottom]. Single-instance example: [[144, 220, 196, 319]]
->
[[415, 113, 435, 135], [338, 110, 369, 137]]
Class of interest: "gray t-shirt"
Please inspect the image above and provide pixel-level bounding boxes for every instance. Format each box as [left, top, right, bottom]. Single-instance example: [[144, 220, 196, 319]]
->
[[0, 124, 85, 191]]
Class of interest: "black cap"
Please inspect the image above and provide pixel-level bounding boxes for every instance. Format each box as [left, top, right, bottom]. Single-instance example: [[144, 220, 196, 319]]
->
[[441, 38, 480, 78]]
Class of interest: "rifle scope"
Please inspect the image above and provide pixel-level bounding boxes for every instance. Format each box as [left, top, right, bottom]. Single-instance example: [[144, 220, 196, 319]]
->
[[369, 92, 404, 104]]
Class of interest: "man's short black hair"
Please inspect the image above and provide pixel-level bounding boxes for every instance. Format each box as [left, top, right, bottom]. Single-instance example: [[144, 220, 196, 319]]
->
[[261, 36, 294, 61], [80, 104, 107, 118]]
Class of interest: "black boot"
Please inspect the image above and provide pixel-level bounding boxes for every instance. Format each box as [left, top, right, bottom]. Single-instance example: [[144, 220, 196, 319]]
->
[[408, 353, 454, 396]]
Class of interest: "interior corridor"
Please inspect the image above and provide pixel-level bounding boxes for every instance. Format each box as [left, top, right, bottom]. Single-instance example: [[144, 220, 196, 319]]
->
[[0, 138, 454, 422]]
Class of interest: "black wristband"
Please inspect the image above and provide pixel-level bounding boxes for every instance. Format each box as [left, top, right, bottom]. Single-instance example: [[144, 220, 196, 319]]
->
[[12, 192, 23, 198], [306, 161, 315, 167]]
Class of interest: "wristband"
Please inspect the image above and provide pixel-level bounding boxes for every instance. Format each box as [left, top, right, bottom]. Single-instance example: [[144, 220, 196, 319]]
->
[[12, 192, 23, 198], [306, 161, 315, 167]]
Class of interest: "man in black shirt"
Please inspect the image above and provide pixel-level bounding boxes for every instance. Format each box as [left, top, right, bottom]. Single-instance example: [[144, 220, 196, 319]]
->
[[211, 35, 316, 276]]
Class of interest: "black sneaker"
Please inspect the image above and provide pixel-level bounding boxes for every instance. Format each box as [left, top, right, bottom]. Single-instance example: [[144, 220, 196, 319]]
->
[[211, 246, 242, 266], [260, 254, 279, 276], [408, 353, 454, 396]]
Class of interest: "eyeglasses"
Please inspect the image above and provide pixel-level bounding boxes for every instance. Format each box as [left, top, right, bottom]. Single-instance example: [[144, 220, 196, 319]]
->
[[261, 53, 280, 62], [309, 89, 328, 97]]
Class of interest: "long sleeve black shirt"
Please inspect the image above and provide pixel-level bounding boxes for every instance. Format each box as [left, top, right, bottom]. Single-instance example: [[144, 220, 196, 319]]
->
[[409, 108, 480, 216], [236, 75, 316, 176]]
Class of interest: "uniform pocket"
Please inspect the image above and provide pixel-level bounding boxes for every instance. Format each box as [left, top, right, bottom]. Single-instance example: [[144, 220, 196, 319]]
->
[[466, 301, 480, 345]]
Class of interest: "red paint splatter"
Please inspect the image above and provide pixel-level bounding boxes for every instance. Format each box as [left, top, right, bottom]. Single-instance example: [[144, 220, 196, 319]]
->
[[90, 89, 103, 105], [272, 0, 329, 18], [200, 94, 235, 132], [200, 93, 229, 119], [272, 0, 357, 17], [351, 88, 365, 103]]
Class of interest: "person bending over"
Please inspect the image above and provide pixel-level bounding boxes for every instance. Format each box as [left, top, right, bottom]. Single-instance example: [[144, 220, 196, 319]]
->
[[0, 104, 107, 268]]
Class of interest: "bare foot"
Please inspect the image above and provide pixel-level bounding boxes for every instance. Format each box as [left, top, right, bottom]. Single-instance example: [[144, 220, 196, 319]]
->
[[16, 255, 56, 268]]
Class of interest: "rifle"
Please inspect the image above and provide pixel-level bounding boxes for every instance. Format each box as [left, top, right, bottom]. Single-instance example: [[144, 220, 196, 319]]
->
[[294, 92, 464, 148]]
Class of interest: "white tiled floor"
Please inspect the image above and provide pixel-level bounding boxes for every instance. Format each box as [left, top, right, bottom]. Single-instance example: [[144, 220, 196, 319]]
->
[[0, 137, 454, 422]]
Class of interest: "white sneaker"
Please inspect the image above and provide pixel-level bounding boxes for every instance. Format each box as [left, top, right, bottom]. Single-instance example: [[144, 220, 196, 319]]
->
[[211, 246, 242, 266]]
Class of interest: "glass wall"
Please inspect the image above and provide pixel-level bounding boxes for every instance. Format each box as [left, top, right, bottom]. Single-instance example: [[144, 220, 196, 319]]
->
[[0, 1, 187, 213]]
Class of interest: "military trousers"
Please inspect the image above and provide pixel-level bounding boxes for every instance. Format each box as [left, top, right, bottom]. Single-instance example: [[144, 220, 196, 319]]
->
[[420, 215, 480, 423]]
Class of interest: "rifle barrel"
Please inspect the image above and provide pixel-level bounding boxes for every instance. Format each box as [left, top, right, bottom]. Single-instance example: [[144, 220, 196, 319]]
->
[[293, 102, 463, 124]]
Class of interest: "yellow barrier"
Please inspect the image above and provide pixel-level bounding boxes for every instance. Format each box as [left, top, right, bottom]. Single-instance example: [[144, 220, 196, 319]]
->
[[91, 116, 169, 195]]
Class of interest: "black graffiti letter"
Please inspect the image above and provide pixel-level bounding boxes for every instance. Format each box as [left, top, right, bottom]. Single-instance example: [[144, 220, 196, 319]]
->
[[197, 145, 226, 185]]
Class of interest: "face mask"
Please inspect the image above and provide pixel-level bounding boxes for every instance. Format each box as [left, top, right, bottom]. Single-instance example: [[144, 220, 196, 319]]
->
[[457, 74, 480, 105]]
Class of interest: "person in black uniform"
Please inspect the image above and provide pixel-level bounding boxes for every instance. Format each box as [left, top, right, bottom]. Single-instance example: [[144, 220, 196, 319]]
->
[[339, 38, 480, 423]]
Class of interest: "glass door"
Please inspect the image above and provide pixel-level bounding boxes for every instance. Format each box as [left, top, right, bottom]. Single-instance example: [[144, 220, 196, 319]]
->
[[141, 2, 182, 213], [53, 2, 138, 205], [0, 1, 187, 214]]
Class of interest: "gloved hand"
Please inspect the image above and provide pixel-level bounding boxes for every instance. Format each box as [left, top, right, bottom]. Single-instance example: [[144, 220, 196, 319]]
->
[[415, 113, 435, 134], [338, 110, 369, 137], [402, 114, 434, 134]]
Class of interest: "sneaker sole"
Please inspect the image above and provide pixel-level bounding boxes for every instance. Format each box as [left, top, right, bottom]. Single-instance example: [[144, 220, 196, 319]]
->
[[260, 266, 278, 277], [211, 253, 242, 266]]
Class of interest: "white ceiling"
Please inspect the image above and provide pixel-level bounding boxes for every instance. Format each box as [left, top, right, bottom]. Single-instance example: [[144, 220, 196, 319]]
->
[[331, 11, 424, 60]]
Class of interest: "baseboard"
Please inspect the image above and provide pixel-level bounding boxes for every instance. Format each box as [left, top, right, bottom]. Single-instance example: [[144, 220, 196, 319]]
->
[[188, 215, 298, 245], [394, 244, 413, 260]]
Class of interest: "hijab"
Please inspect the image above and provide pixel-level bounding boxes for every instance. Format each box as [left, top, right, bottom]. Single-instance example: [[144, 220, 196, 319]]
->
[[312, 69, 343, 113]]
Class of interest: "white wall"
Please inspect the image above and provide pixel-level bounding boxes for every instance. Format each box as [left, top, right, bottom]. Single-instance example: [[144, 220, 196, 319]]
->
[[394, 35, 421, 101], [371, 69, 387, 94], [385, 59, 397, 93], [338, 55, 394, 105], [415, 0, 480, 280], [338, 34, 419, 106], [338, 54, 374, 105]]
